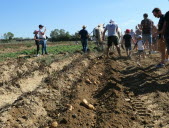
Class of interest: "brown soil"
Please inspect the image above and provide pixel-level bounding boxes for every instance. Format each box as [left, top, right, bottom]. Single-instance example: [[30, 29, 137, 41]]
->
[[0, 50, 169, 128]]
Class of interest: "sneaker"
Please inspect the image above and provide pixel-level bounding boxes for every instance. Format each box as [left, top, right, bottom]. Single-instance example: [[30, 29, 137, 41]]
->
[[34, 54, 40, 57], [156, 63, 165, 68], [165, 59, 169, 62]]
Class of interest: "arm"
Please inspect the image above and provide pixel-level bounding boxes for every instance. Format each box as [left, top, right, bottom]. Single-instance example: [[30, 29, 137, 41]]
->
[[157, 21, 166, 35], [34, 36, 40, 41], [40, 28, 46, 35], [102, 29, 107, 40], [78, 31, 81, 38], [86, 31, 89, 38], [133, 42, 137, 50], [140, 21, 143, 30], [131, 38, 135, 44]]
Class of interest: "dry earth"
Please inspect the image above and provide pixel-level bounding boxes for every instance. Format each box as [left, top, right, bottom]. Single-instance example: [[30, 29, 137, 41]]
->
[[0, 49, 169, 128]]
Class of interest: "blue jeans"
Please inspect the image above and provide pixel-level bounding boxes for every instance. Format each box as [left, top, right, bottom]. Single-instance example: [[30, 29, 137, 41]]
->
[[81, 39, 88, 53], [39, 39, 48, 54]]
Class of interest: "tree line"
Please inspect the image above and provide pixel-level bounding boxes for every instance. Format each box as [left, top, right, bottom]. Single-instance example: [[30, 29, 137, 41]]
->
[[0, 29, 81, 43]]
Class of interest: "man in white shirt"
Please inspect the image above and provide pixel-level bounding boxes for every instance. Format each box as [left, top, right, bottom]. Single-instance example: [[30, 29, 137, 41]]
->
[[103, 20, 121, 58], [38, 24, 48, 55]]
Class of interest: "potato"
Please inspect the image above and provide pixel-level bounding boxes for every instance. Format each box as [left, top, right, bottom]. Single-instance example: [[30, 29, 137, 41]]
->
[[51, 121, 58, 128]]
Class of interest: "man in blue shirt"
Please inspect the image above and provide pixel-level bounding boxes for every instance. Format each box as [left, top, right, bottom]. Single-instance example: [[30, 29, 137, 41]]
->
[[103, 20, 121, 58], [79, 25, 89, 53]]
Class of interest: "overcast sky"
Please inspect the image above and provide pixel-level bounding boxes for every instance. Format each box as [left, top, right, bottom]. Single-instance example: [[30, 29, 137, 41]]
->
[[0, 0, 169, 38]]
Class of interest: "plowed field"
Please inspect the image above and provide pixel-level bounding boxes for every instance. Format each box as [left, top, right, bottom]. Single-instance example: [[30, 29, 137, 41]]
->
[[0, 48, 169, 128]]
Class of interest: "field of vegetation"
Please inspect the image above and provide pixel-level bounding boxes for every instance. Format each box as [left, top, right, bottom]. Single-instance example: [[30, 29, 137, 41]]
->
[[0, 41, 96, 62]]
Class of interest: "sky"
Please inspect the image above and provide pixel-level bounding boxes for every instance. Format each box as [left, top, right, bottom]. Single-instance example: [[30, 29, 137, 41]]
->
[[0, 0, 169, 38]]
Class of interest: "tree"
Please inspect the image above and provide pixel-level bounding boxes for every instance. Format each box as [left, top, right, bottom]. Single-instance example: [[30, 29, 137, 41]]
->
[[50, 29, 72, 41], [50, 29, 60, 41], [4, 32, 14, 40]]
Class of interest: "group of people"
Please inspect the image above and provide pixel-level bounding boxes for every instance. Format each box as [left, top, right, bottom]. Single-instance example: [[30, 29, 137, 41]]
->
[[33, 25, 48, 56], [78, 7, 169, 68]]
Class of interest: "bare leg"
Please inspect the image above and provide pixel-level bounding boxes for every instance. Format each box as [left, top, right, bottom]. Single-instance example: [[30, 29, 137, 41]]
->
[[115, 45, 121, 57], [106, 46, 111, 58]]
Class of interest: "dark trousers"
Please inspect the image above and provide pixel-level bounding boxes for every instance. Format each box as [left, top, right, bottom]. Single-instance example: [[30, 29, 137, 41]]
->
[[81, 39, 88, 53], [36, 42, 40, 54]]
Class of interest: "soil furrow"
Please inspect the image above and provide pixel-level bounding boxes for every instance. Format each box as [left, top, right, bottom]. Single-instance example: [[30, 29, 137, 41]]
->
[[0, 53, 97, 128]]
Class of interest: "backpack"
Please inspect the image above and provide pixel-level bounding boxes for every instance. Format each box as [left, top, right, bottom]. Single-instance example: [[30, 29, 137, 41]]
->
[[141, 19, 153, 34]]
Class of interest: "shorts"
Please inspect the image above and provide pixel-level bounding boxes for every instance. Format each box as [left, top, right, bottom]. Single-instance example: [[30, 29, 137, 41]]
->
[[142, 34, 152, 44], [107, 36, 119, 46], [157, 38, 166, 53], [125, 46, 132, 51]]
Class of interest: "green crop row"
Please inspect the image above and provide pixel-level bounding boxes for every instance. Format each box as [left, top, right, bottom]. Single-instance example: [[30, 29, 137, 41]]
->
[[0, 43, 97, 62]]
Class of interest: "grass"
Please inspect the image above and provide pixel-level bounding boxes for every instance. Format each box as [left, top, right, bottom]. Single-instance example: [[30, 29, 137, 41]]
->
[[0, 42, 97, 62]]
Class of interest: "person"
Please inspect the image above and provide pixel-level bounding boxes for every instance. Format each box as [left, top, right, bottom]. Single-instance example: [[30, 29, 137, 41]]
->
[[122, 29, 135, 57], [133, 35, 146, 66], [135, 25, 142, 40], [94, 24, 104, 51], [79, 25, 89, 53], [102, 19, 121, 58], [33, 30, 40, 56], [152, 8, 167, 67], [130, 29, 136, 44], [140, 13, 154, 54], [38, 24, 48, 55]]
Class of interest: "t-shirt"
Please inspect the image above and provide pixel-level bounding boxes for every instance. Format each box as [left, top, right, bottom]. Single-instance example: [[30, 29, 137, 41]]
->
[[158, 14, 165, 38], [137, 40, 144, 50], [79, 29, 88, 40], [105, 23, 118, 37], [123, 34, 132, 47], [130, 31, 135, 38], [164, 11, 169, 36], [141, 18, 153, 34]]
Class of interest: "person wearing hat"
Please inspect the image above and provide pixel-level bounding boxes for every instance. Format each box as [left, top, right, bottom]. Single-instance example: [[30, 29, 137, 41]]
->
[[121, 29, 135, 57], [78, 25, 89, 53], [133, 35, 146, 66], [140, 13, 154, 54], [93, 24, 104, 51], [38, 24, 48, 55], [33, 30, 40, 56], [102, 19, 121, 58]]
